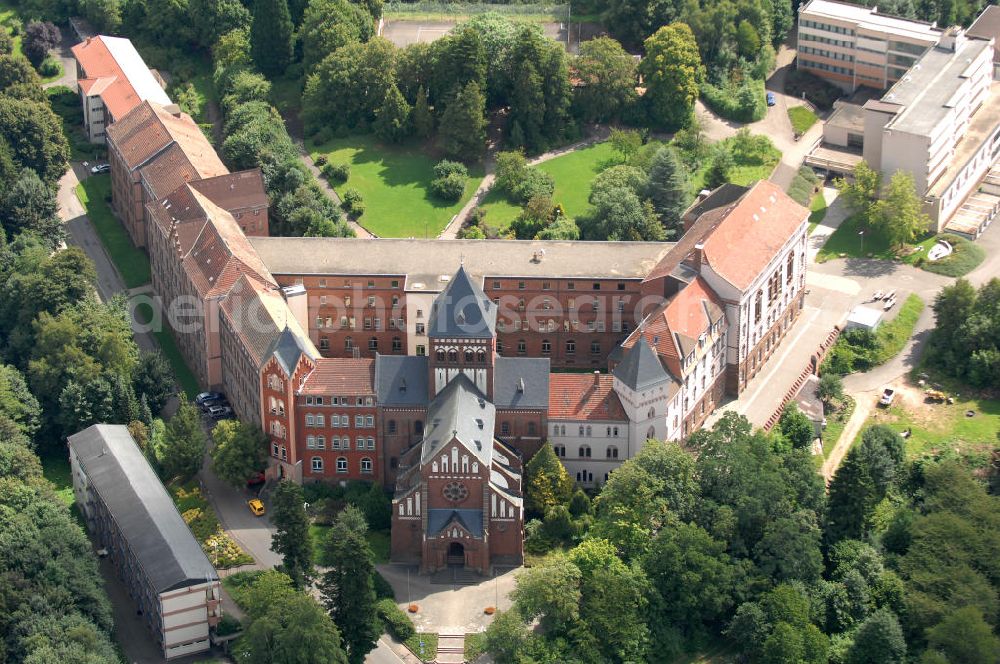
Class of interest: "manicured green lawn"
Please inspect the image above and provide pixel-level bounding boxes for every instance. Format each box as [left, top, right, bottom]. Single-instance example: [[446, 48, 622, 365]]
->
[[135, 302, 201, 400], [689, 135, 781, 195], [816, 214, 895, 262], [808, 191, 827, 234], [309, 134, 485, 238], [405, 633, 438, 663], [904, 234, 986, 277], [787, 106, 818, 135], [310, 523, 391, 564], [75, 175, 152, 288], [478, 140, 622, 228]]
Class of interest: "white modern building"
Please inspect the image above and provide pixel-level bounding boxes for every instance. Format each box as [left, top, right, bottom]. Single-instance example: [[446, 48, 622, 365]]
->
[[68, 424, 222, 659], [797, 0, 941, 92]]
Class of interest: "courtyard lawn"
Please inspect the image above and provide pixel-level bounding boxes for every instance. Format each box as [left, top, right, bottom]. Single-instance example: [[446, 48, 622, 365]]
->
[[478, 140, 621, 229], [135, 302, 201, 400], [309, 134, 484, 238], [787, 106, 818, 135], [41, 452, 74, 506], [816, 214, 895, 262], [75, 175, 152, 288]]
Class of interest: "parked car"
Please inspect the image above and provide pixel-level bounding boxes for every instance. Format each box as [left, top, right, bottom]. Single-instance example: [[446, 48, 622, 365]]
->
[[195, 391, 224, 406], [879, 388, 896, 407], [766, 92, 776, 107], [248, 498, 265, 516], [247, 472, 266, 488], [90, 163, 110, 174], [207, 405, 233, 419], [200, 397, 228, 411]]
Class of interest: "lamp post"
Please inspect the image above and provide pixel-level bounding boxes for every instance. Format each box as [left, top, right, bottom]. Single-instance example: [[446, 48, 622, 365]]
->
[[858, 229, 865, 255]]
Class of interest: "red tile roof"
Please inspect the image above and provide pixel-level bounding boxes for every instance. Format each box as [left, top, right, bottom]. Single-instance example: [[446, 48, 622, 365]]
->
[[701, 180, 808, 291], [71, 36, 170, 121], [548, 373, 627, 421], [106, 101, 225, 176], [622, 276, 725, 375], [300, 358, 376, 396]]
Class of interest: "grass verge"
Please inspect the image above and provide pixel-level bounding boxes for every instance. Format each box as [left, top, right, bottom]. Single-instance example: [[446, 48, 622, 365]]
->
[[309, 134, 484, 237], [787, 106, 818, 135], [872, 294, 923, 365], [40, 451, 74, 506], [404, 633, 438, 662], [465, 632, 486, 661], [134, 302, 201, 400], [821, 395, 855, 460], [808, 191, 827, 234], [171, 481, 254, 568], [75, 175, 152, 287]]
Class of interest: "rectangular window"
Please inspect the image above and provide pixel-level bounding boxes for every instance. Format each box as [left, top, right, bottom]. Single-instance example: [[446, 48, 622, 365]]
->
[[356, 415, 364, 427]]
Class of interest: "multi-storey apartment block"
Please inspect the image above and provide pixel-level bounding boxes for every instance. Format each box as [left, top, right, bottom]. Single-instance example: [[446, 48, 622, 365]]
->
[[797, 0, 941, 91]]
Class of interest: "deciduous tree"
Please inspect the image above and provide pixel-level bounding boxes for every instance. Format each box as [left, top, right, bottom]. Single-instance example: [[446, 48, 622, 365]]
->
[[158, 398, 206, 479], [639, 23, 703, 131], [210, 419, 267, 488], [871, 170, 930, 248], [572, 36, 637, 123], [524, 444, 573, 518], [0, 167, 64, 249]]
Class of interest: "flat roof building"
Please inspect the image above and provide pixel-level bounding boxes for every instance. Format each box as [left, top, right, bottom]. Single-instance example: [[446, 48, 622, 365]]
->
[[68, 424, 222, 659], [797, 0, 941, 91]]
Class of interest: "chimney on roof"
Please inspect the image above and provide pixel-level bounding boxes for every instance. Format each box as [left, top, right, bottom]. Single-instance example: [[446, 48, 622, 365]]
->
[[517, 377, 525, 393], [688, 242, 705, 272], [593, 370, 601, 386]]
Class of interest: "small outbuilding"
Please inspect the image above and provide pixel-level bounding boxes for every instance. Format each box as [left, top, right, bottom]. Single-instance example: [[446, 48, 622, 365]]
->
[[68, 424, 222, 659], [845, 305, 883, 331]]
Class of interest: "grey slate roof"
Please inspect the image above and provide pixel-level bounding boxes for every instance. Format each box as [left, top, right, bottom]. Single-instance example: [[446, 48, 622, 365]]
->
[[493, 357, 550, 410], [375, 355, 429, 406], [267, 325, 314, 375], [420, 373, 494, 467], [427, 508, 484, 538], [428, 266, 497, 339], [613, 336, 671, 391], [68, 424, 218, 593]]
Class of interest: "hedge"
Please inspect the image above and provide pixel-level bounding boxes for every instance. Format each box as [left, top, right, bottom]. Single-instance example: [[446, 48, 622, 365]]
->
[[377, 598, 416, 641], [700, 78, 766, 123]]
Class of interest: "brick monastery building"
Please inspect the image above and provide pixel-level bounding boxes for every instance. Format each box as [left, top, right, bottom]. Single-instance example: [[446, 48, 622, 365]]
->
[[95, 47, 809, 572]]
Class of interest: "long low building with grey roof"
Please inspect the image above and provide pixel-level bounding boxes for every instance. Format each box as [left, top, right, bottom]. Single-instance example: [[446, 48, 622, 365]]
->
[[68, 424, 222, 659]]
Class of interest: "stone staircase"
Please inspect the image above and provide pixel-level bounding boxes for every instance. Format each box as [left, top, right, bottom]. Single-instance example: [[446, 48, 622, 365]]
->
[[763, 325, 841, 432], [428, 567, 484, 586], [435, 632, 465, 664]]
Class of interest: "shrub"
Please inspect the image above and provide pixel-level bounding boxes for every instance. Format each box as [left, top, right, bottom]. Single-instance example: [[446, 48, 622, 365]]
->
[[433, 159, 468, 180], [23, 21, 60, 67], [38, 57, 60, 78], [918, 235, 986, 277], [377, 598, 416, 641], [216, 613, 242, 636], [513, 168, 555, 204], [430, 172, 466, 202], [314, 154, 327, 166], [700, 77, 766, 123], [322, 162, 350, 183], [342, 188, 364, 215]]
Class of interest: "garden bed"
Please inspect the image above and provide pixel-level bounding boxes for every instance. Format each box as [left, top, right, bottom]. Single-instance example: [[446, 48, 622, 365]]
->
[[906, 233, 986, 277], [171, 482, 254, 568]]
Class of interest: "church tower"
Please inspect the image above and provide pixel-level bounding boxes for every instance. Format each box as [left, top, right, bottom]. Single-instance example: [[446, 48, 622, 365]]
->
[[427, 266, 497, 398]]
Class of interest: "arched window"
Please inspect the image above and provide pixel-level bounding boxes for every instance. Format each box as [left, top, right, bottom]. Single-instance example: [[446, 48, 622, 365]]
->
[[307, 435, 316, 449], [554, 444, 565, 457], [414, 420, 423, 435], [606, 445, 619, 459], [368, 337, 378, 351], [315, 414, 324, 427], [436, 349, 445, 362], [311, 457, 324, 472], [647, 407, 655, 418], [344, 336, 354, 350], [647, 426, 655, 440], [306, 414, 314, 426], [566, 339, 576, 354], [336, 457, 348, 473], [465, 349, 474, 362], [585, 426, 592, 437], [579, 445, 591, 458], [448, 350, 458, 362], [361, 457, 373, 473], [477, 350, 486, 363], [541, 339, 551, 354]]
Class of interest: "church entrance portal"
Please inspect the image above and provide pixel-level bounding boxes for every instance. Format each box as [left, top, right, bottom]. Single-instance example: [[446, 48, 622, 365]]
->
[[446, 541, 465, 567]]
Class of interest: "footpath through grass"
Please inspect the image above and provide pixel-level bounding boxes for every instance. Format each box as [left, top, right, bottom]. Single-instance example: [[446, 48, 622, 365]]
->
[[75, 175, 152, 288], [478, 140, 621, 228], [309, 134, 484, 237], [134, 302, 201, 399]]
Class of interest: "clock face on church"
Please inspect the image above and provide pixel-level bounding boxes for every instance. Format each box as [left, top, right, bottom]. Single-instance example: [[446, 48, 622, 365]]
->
[[442, 481, 469, 502]]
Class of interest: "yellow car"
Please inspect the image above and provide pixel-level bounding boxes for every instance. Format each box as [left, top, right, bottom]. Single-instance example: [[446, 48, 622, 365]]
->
[[248, 498, 265, 516]]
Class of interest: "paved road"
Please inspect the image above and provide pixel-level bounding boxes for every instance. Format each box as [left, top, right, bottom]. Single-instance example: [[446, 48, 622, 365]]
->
[[43, 30, 78, 90]]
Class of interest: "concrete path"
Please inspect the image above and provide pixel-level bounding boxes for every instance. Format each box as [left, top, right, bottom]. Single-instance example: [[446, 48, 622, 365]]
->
[[293, 136, 375, 239], [436, 632, 466, 663], [807, 186, 847, 262], [42, 30, 78, 90]]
